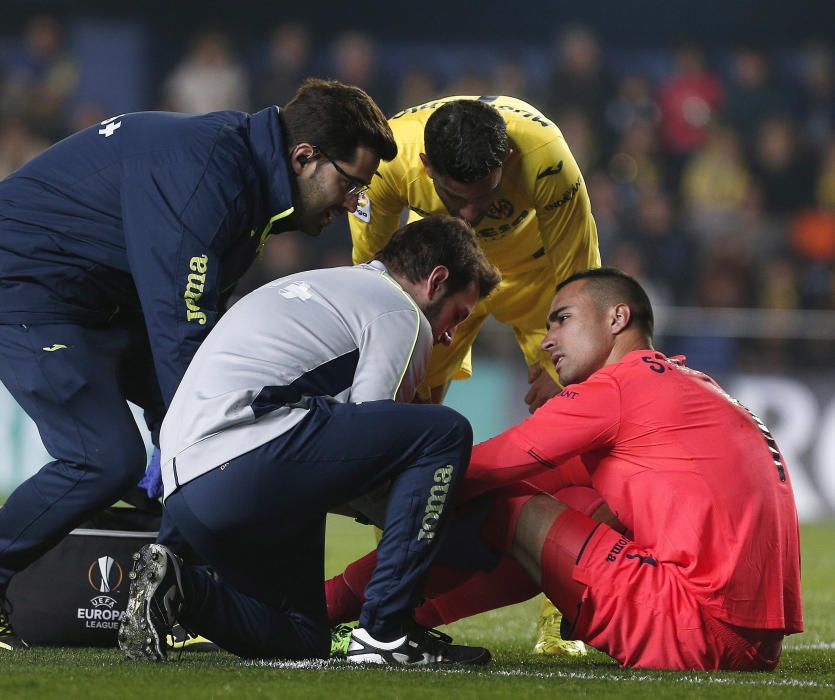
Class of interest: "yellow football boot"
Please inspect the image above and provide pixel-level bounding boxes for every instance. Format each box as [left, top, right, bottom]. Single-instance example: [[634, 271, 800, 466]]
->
[[533, 597, 587, 656]]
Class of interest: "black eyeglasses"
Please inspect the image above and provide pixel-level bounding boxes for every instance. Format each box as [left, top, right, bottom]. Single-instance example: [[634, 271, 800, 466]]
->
[[313, 146, 371, 197]]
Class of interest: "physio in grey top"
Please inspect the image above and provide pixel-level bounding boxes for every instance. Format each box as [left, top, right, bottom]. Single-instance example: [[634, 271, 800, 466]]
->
[[121, 216, 502, 666], [161, 258, 430, 497]]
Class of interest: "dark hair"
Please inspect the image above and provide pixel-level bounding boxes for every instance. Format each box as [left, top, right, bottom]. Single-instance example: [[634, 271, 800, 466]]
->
[[556, 267, 655, 337], [375, 216, 501, 298], [424, 100, 509, 182], [282, 78, 397, 163]]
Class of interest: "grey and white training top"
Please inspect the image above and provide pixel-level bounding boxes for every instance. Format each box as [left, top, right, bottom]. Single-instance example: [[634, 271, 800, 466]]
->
[[160, 261, 432, 499]]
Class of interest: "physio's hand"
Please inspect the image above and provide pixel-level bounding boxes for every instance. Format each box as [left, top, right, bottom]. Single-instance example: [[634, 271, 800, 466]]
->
[[138, 446, 163, 500], [524, 364, 561, 414]]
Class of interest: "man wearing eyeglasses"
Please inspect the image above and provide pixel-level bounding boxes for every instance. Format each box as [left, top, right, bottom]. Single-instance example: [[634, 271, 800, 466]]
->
[[347, 95, 599, 656], [0, 78, 396, 650]]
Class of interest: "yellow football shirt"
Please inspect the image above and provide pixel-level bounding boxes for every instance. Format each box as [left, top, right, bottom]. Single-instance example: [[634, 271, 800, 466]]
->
[[349, 95, 600, 397]]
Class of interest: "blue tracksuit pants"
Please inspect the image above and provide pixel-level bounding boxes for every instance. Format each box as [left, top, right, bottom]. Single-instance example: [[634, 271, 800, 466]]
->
[[0, 321, 167, 588], [165, 397, 472, 659]]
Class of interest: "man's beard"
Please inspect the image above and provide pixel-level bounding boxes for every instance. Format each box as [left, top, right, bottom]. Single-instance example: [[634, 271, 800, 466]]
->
[[291, 175, 326, 236], [422, 292, 448, 342]]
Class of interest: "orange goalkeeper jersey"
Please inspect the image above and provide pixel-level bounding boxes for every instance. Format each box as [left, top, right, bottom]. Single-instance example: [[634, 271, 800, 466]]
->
[[464, 350, 804, 634]]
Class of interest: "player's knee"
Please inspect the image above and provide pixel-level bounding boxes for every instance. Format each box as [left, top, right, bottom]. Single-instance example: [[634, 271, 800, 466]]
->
[[554, 486, 604, 516], [522, 494, 564, 526], [437, 406, 473, 445]]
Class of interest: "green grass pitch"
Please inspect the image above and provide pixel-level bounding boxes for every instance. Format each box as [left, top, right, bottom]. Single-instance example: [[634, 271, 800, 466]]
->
[[1, 518, 833, 699]]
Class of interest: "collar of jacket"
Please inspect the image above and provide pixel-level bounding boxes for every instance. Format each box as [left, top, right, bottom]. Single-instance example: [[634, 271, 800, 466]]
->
[[246, 106, 295, 234]]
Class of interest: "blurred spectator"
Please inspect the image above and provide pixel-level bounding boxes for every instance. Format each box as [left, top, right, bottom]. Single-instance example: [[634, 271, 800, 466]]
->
[[680, 124, 751, 238], [329, 31, 393, 112], [0, 119, 48, 179], [733, 184, 787, 265], [66, 101, 108, 134], [444, 70, 490, 97], [791, 212, 835, 266], [604, 74, 661, 153], [607, 121, 664, 209], [557, 109, 600, 172], [256, 23, 312, 108], [608, 240, 654, 295], [750, 117, 816, 215], [394, 68, 439, 109], [723, 48, 787, 148], [543, 25, 614, 134], [793, 43, 835, 150], [0, 15, 78, 141], [755, 257, 801, 369], [657, 43, 723, 183], [815, 136, 835, 208], [626, 189, 697, 304], [759, 257, 800, 310], [490, 60, 529, 99], [695, 237, 754, 308], [163, 31, 250, 113], [797, 261, 835, 311], [586, 171, 625, 261]]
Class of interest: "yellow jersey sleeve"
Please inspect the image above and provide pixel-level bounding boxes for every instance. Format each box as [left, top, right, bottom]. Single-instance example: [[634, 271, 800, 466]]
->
[[521, 135, 601, 281], [348, 165, 406, 264]]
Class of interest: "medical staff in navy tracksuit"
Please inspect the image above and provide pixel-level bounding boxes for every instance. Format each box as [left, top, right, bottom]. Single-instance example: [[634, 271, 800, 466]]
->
[[0, 78, 397, 648]]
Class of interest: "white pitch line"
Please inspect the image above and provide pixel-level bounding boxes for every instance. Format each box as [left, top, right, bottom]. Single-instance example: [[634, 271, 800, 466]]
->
[[245, 659, 834, 689], [473, 669, 835, 689], [784, 641, 835, 650]]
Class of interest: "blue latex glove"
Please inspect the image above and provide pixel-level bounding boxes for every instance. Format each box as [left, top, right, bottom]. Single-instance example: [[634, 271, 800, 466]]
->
[[138, 446, 163, 499]]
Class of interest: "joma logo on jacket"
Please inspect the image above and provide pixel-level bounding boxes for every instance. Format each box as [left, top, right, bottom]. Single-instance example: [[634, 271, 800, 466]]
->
[[185, 255, 208, 324]]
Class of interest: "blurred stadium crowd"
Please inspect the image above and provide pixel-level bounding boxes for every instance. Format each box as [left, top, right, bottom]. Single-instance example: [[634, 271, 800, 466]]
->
[[1, 16, 833, 369]]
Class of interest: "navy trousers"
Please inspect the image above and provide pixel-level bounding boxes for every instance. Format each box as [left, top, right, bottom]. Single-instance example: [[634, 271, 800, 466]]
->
[[0, 321, 167, 589], [165, 397, 472, 659]]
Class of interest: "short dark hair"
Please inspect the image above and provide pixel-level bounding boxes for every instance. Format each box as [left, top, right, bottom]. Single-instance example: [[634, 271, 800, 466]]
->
[[424, 100, 509, 183], [375, 216, 501, 299], [556, 267, 655, 337], [282, 78, 397, 163]]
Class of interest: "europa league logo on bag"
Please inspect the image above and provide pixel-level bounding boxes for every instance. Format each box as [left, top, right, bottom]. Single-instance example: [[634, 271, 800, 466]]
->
[[88, 555, 124, 593], [79, 556, 126, 630]]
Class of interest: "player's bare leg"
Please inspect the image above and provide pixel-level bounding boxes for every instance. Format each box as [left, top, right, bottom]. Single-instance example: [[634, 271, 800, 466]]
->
[[515, 495, 625, 656]]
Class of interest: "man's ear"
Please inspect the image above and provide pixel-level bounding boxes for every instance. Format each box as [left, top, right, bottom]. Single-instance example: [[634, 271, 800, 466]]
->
[[419, 153, 433, 178], [611, 303, 631, 334], [426, 265, 450, 300], [290, 144, 316, 175]]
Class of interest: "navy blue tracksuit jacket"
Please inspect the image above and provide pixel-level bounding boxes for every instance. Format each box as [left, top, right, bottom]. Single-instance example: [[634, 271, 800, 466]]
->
[[0, 107, 296, 405]]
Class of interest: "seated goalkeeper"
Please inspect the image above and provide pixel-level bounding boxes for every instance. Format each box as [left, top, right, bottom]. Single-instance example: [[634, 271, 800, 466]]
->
[[327, 267, 804, 671]]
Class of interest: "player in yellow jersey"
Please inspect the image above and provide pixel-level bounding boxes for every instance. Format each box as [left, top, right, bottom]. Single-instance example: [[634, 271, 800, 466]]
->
[[349, 96, 599, 409], [347, 96, 600, 656]]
